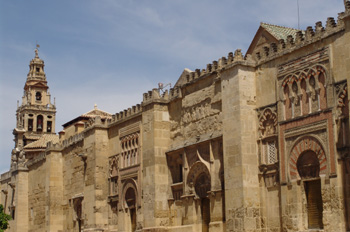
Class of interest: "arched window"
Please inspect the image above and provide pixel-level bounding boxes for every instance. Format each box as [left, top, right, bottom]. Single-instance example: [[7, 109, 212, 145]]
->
[[37, 115, 43, 132], [36, 92, 42, 101], [28, 119, 33, 131]]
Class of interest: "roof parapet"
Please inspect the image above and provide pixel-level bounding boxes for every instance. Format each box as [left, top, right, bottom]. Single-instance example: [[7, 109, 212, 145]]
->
[[169, 87, 182, 100], [112, 104, 142, 122], [181, 49, 254, 86], [142, 88, 169, 106], [254, 15, 346, 64]]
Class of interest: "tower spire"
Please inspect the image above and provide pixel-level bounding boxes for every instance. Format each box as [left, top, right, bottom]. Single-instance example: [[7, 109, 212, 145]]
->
[[14, 47, 57, 148]]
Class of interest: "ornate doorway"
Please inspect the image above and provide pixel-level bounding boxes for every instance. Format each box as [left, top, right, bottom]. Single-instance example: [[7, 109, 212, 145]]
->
[[297, 151, 324, 229]]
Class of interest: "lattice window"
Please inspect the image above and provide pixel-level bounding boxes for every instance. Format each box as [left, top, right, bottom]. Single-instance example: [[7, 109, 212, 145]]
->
[[262, 140, 277, 165], [267, 141, 277, 164]]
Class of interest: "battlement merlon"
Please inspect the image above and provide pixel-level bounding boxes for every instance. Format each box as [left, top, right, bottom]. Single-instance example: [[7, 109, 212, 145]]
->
[[142, 88, 169, 106]]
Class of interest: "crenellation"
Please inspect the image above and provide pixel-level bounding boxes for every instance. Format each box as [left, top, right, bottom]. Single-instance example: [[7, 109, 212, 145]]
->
[[262, 46, 270, 59], [228, 52, 234, 63], [233, 49, 244, 61], [294, 31, 304, 45], [219, 56, 227, 68], [278, 39, 286, 51], [326, 17, 337, 31], [111, 103, 142, 124], [346, 0, 350, 12], [315, 21, 325, 36], [270, 42, 278, 54], [212, 60, 218, 71], [305, 26, 315, 41], [337, 12, 345, 28], [286, 35, 294, 49], [206, 63, 212, 73], [195, 69, 201, 79], [191, 71, 196, 80]]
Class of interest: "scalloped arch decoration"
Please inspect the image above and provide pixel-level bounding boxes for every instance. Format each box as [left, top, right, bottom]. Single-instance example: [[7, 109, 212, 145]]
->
[[289, 136, 327, 180], [281, 65, 328, 88]]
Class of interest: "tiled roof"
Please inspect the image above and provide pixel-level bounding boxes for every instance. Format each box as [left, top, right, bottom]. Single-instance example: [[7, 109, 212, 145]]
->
[[81, 108, 112, 119], [261, 22, 302, 40], [62, 105, 112, 128], [24, 134, 59, 149]]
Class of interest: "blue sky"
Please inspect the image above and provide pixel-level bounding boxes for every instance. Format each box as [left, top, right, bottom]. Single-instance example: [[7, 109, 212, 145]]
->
[[0, 0, 346, 173]]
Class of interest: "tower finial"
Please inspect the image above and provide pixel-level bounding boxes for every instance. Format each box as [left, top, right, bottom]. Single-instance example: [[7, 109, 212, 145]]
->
[[35, 44, 40, 58]]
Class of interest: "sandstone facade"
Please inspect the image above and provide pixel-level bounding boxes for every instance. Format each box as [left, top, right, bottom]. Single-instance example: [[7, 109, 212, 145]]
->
[[1, 3, 350, 232]]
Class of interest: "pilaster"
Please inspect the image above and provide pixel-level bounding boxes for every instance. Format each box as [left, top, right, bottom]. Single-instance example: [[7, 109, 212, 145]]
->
[[221, 64, 261, 231], [14, 168, 29, 232], [142, 97, 171, 230], [45, 147, 64, 232]]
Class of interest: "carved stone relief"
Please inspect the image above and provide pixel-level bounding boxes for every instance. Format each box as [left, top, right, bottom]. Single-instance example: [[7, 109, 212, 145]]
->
[[257, 107, 277, 138]]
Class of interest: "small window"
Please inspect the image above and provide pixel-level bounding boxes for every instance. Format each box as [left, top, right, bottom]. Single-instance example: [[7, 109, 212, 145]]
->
[[28, 119, 33, 131], [47, 121, 52, 133], [36, 92, 42, 101], [36, 67, 40, 72]]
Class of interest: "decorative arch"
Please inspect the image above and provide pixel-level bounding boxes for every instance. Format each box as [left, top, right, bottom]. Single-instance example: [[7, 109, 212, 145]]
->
[[289, 136, 327, 180], [280, 65, 329, 99], [280, 65, 330, 120], [187, 161, 210, 186], [187, 161, 211, 197], [258, 108, 277, 138]]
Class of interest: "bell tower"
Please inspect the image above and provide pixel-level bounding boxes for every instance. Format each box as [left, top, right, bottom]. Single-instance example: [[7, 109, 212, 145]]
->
[[13, 46, 56, 148]]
